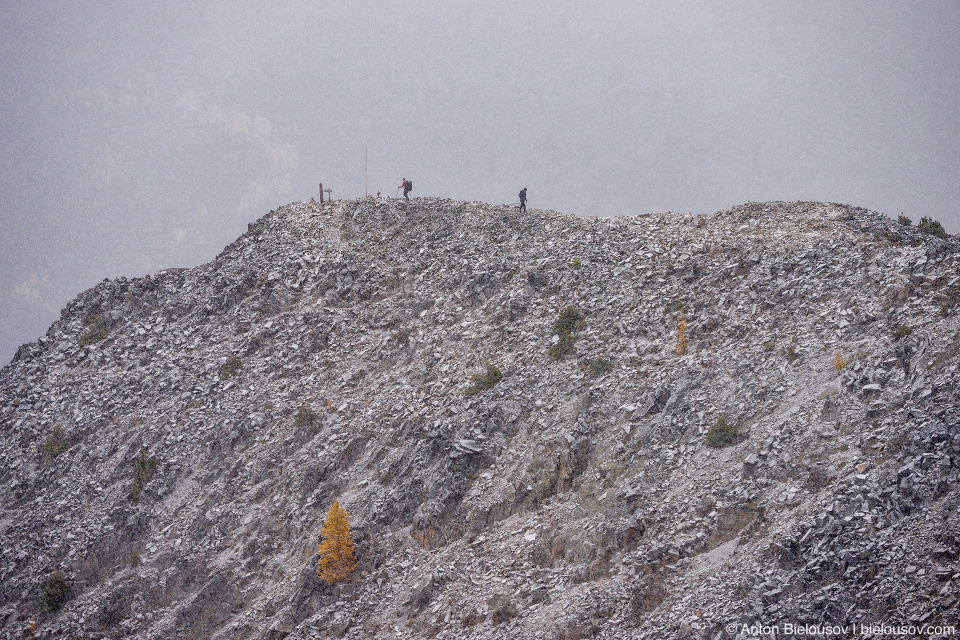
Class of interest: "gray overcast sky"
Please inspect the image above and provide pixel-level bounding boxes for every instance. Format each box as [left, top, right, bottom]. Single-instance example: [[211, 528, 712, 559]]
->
[[2, 1, 959, 364]]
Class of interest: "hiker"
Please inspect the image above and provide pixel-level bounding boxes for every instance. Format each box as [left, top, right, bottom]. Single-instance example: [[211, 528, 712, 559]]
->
[[519, 187, 527, 213], [399, 178, 412, 200]]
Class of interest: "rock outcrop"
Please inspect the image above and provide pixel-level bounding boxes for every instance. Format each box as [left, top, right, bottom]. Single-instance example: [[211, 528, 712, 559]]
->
[[1, 198, 958, 639]]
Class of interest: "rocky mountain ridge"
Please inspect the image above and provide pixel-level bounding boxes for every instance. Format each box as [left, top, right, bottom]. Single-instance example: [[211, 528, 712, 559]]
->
[[1, 197, 959, 639]]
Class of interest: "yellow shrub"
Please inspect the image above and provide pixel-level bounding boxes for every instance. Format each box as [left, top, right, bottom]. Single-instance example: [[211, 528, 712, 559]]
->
[[833, 352, 846, 370], [675, 307, 688, 355]]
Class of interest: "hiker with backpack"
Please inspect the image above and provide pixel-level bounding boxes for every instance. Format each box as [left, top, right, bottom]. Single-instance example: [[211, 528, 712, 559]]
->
[[399, 178, 412, 200], [519, 187, 527, 213]]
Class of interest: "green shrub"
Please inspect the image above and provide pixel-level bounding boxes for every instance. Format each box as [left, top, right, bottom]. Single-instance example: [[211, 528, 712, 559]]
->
[[78, 314, 110, 346], [664, 299, 685, 314], [294, 404, 318, 429], [219, 356, 243, 379], [892, 325, 913, 341], [465, 363, 503, 396], [550, 306, 585, 360], [587, 357, 613, 377], [785, 344, 800, 363], [897, 214, 912, 226], [705, 416, 743, 448], [941, 291, 960, 317], [129, 449, 157, 501], [879, 231, 903, 244], [40, 571, 70, 613], [553, 306, 585, 334], [41, 425, 73, 459], [549, 331, 576, 360], [918, 217, 948, 239]]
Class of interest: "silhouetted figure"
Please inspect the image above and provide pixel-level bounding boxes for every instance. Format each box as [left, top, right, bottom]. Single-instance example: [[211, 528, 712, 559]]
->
[[399, 178, 412, 200], [519, 187, 527, 213]]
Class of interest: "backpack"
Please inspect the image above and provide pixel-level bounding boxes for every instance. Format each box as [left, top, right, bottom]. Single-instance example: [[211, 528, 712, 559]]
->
[[406, 180, 413, 191]]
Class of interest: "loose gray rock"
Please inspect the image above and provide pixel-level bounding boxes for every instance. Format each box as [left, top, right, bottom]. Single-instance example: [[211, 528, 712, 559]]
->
[[1, 198, 959, 639]]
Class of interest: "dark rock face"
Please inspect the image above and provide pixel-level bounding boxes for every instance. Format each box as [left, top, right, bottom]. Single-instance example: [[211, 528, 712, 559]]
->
[[1, 197, 959, 638]]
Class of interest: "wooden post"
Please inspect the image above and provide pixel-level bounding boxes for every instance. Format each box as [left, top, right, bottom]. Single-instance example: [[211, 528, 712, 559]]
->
[[319, 183, 324, 203]]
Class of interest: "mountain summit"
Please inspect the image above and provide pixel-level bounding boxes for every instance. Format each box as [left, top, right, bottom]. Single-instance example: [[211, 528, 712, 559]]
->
[[2, 198, 959, 638]]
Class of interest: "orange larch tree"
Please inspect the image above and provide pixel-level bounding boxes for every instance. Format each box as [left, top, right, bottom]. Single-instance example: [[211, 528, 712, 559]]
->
[[317, 500, 357, 583]]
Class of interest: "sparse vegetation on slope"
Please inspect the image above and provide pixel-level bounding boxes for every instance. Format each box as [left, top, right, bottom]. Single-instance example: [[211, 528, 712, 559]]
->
[[41, 425, 73, 459], [219, 355, 243, 379], [464, 363, 503, 396], [129, 449, 157, 501], [40, 571, 70, 613], [705, 415, 743, 448], [549, 306, 585, 359], [78, 314, 110, 346]]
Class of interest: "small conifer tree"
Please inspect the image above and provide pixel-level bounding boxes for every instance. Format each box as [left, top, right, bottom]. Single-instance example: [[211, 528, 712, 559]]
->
[[675, 307, 688, 355], [317, 500, 357, 583]]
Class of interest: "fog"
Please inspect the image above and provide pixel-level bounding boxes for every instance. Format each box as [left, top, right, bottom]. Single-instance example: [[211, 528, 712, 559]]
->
[[2, 1, 959, 364]]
